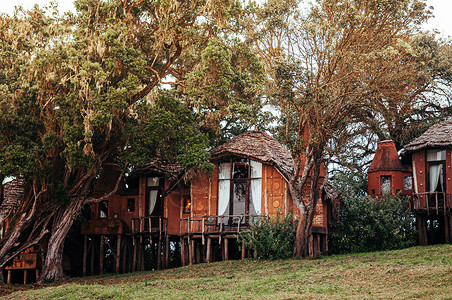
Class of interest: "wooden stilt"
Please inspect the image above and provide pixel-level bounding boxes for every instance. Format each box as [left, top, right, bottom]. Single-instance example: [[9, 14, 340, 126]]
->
[[99, 235, 104, 275], [157, 236, 162, 270], [90, 238, 95, 275], [35, 269, 39, 281], [7, 270, 11, 284], [180, 237, 186, 266], [140, 236, 144, 271], [122, 238, 127, 273], [83, 235, 87, 276], [418, 215, 428, 245], [449, 215, 452, 243], [189, 239, 195, 265], [195, 240, 201, 264], [23, 269, 27, 284], [164, 235, 170, 269], [241, 242, 246, 260], [132, 236, 137, 272], [224, 238, 229, 261], [206, 237, 212, 263], [116, 235, 121, 273]]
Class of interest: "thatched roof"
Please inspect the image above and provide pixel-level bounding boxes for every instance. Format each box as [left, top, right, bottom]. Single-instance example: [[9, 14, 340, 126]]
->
[[368, 140, 406, 173], [405, 119, 452, 152], [210, 130, 294, 180], [133, 157, 185, 180]]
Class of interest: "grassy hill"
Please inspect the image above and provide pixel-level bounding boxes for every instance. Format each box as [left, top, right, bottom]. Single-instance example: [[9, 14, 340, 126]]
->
[[2, 244, 451, 299]]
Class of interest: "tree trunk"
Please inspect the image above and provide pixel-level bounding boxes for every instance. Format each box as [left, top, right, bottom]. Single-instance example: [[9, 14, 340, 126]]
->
[[39, 197, 85, 282], [292, 154, 322, 257]]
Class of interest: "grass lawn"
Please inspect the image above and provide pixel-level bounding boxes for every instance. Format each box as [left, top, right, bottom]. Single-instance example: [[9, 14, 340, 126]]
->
[[1, 244, 451, 299]]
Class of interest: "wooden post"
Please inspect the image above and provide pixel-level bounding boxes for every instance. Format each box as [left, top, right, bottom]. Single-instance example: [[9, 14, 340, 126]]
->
[[116, 235, 121, 273], [224, 238, 229, 261], [418, 215, 428, 245], [206, 237, 212, 263], [132, 236, 137, 272], [157, 236, 162, 270], [23, 269, 27, 284], [308, 235, 314, 257], [90, 238, 95, 275], [99, 235, 104, 275], [189, 239, 195, 265], [180, 237, 186, 266], [195, 240, 201, 264], [241, 242, 246, 260], [449, 215, 452, 244], [122, 238, 127, 273], [139, 236, 144, 271], [7, 270, 11, 284], [164, 235, 170, 269], [35, 269, 39, 281], [83, 235, 87, 276]]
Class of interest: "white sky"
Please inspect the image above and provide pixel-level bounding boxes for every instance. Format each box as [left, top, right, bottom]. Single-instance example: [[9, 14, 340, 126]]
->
[[1, 0, 451, 37]]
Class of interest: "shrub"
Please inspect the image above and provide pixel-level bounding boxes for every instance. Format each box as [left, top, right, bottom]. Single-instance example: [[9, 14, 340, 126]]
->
[[237, 210, 297, 260], [329, 193, 417, 254]]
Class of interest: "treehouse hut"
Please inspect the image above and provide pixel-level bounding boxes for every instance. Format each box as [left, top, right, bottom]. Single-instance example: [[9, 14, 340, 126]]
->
[[80, 160, 188, 275], [180, 130, 339, 264], [367, 140, 413, 198], [404, 119, 452, 245]]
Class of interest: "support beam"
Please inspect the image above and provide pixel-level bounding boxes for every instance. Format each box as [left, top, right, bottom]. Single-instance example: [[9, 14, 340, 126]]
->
[[23, 270, 27, 285], [224, 238, 229, 261], [164, 235, 170, 269], [99, 235, 104, 275], [180, 237, 186, 266], [418, 215, 428, 245], [116, 235, 121, 273], [206, 237, 212, 263], [132, 236, 137, 272], [122, 238, 127, 273], [7, 270, 11, 284], [83, 235, 87, 276], [157, 237, 162, 270], [90, 238, 95, 275]]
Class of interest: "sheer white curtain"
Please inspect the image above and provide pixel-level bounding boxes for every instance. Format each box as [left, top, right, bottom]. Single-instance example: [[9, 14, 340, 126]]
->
[[218, 163, 230, 216], [250, 161, 262, 215], [429, 164, 442, 193], [148, 190, 158, 215]]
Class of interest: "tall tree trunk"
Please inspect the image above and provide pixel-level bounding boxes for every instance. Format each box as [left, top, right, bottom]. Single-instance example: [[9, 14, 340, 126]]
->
[[293, 154, 322, 257], [39, 197, 85, 282]]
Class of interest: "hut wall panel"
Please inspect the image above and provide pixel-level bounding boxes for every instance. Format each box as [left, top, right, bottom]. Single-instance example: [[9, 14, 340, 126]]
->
[[447, 149, 452, 195], [210, 166, 219, 216], [413, 151, 426, 207], [191, 173, 210, 217], [368, 170, 406, 197], [166, 187, 187, 236], [265, 166, 286, 217]]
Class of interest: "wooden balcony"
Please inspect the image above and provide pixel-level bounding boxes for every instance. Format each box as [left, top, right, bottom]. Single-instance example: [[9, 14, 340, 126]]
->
[[413, 192, 451, 216], [131, 216, 167, 235], [180, 215, 265, 237]]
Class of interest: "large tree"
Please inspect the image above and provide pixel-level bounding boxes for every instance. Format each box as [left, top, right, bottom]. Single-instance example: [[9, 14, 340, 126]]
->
[[251, 0, 434, 256], [0, 0, 253, 282]]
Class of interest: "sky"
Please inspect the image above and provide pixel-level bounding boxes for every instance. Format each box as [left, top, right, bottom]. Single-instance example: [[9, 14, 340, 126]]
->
[[1, 0, 452, 38]]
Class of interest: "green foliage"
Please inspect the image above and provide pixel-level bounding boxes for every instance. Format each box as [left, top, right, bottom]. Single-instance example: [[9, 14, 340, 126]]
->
[[329, 174, 417, 254], [238, 211, 297, 260]]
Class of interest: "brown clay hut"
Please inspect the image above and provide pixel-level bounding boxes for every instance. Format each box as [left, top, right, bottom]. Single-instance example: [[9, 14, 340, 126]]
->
[[404, 119, 452, 245], [80, 160, 188, 275], [367, 140, 413, 198], [180, 130, 338, 264]]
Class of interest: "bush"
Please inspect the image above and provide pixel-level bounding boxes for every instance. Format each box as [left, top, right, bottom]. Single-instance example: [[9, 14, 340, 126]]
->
[[237, 210, 297, 260], [329, 193, 417, 254]]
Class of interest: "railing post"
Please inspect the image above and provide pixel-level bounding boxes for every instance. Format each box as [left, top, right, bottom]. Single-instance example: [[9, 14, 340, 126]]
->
[[202, 217, 205, 245], [436, 192, 439, 216]]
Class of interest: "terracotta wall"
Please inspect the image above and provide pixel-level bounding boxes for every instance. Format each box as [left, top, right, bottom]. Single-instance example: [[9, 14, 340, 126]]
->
[[368, 170, 413, 198]]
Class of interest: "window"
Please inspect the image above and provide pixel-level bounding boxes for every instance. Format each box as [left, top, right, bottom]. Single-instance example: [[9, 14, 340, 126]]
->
[[404, 176, 413, 191], [183, 195, 191, 214], [381, 175, 392, 195], [427, 150, 446, 194], [99, 200, 108, 218], [218, 158, 262, 222], [127, 198, 135, 212]]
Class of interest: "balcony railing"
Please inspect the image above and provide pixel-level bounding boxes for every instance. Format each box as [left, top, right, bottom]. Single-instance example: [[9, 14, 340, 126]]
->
[[131, 216, 167, 234], [180, 215, 265, 236], [413, 192, 451, 215]]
